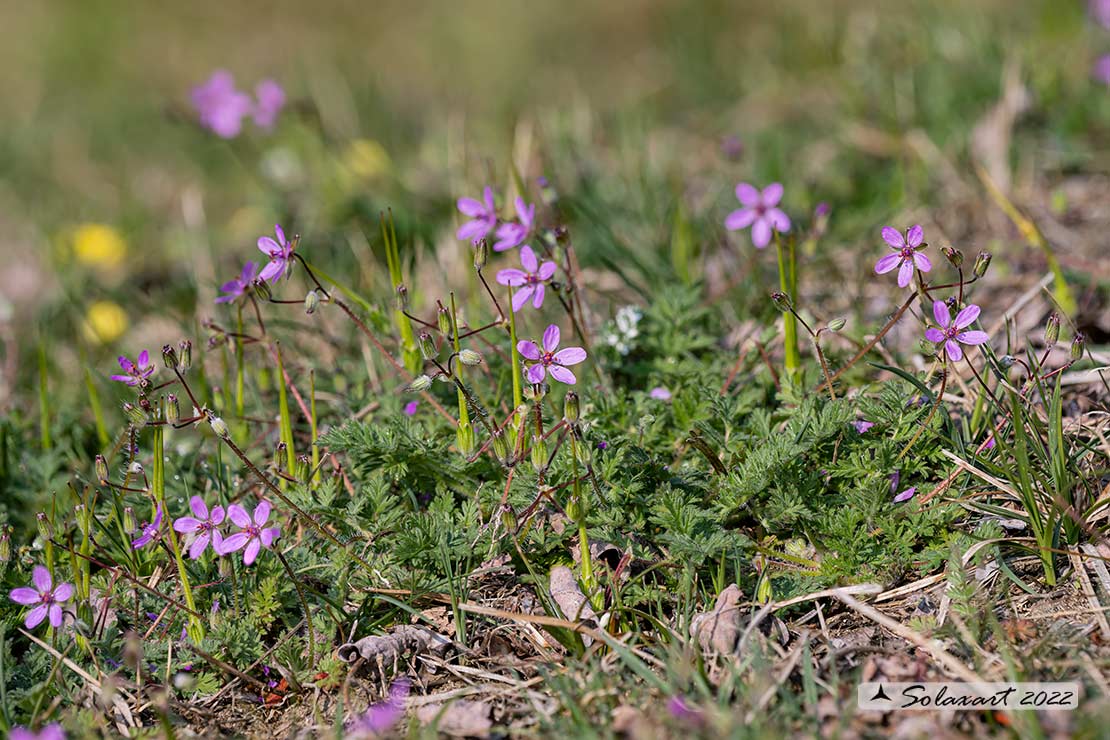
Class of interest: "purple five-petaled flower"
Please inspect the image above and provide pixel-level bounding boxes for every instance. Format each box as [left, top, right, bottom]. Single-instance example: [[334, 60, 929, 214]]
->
[[348, 678, 410, 737], [518, 325, 587, 385], [219, 501, 281, 566], [131, 504, 164, 549], [650, 386, 672, 401], [493, 197, 535, 252], [724, 182, 791, 249], [216, 261, 260, 304], [10, 566, 74, 630], [191, 70, 254, 139], [258, 224, 294, 282], [173, 496, 227, 559], [252, 79, 286, 130], [10, 724, 66, 740], [852, 420, 874, 434], [403, 400, 419, 416], [893, 486, 917, 503], [111, 351, 155, 387], [496, 246, 557, 312], [456, 186, 497, 244], [924, 301, 989, 362], [874, 225, 931, 288]]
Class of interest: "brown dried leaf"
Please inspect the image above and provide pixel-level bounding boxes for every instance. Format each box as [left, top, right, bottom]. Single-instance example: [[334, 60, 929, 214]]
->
[[690, 583, 744, 656], [415, 699, 492, 738], [549, 565, 598, 624]]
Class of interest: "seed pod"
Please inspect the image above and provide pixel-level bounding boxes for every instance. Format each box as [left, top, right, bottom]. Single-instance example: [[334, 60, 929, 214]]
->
[[826, 318, 846, 333], [123, 506, 137, 534], [123, 402, 147, 426], [161, 344, 179, 369], [407, 375, 433, 392], [942, 246, 963, 267], [1070, 332, 1086, 362], [1044, 313, 1061, 346], [178, 340, 192, 371], [499, 505, 518, 532], [458, 349, 482, 366], [473, 239, 489, 271], [492, 431, 511, 465], [209, 415, 230, 439], [36, 513, 52, 541], [565, 494, 583, 523], [165, 394, 180, 425], [436, 304, 453, 336], [304, 290, 320, 315], [973, 251, 992, 278], [95, 454, 110, 485], [563, 391, 580, 424], [456, 425, 476, 456], [273, 442, 287, 472], [418, 332, 437, 361], [770, 291, 792, 312], [0, 532, 10, 563], [251, 278, 273, 301], [395, 284, 409, 311], [530, 435, 547, 473]]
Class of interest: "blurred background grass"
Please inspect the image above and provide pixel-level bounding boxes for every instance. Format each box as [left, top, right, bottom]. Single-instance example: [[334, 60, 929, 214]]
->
[[0, 0, 1106, 407]]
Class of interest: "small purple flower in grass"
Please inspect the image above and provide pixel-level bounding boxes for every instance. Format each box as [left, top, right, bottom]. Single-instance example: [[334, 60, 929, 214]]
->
[[650, 386, 672, 401], [191, 70, 253, 139], [252, 79, 286, 129], [348, 678, 410, 737], [173, 496, 226, 559], [111, 350, 155, 387], [258, 224, 294, 282], [597, 440, 608, 450], [493, 197, 535, 251], [667, 695, 703, 726], [456, 186, 497, 243], [924, 300, 989, 362], [725, 182, 791, 248], [875, 225, 931, 288], [1094, 55, 1110, 86], [894, 486, 917, 503], [216, 261, 260, 303], [518, 325, 587, 385], [984, 436, 996, 451], [10, 724, 66, 740], [852, 420, 874, 434], [131, 505, 164, 549], [403, 400, 419, 416], [1092, 0, 1110, 29], [220, 501, 281, 566], [496, 246, 557, 312], [10, 566, 73, 630]]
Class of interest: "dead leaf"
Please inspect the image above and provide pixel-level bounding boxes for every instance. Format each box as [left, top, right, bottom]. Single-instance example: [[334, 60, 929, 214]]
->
[[415, 699, 492, 738], [690, 583, 744, 656]]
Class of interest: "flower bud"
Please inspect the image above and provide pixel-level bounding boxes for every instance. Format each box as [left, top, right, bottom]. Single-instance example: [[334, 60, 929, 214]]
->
[[418, 332, 437, 361], [436, 304, 453, 336], [565, 493, 584, 523], [128, 461, 144, 477], [36, 513, 52, 541], [941, 246, 963, 268], [523, 382, 548, 401], [209, 415, 230, 439], [178, 340, 192, 371], [161, 344, 179, 369], [95, 454, 109, 485], [473, 239, 489, 271], [492, 431, 511, 466], [1044, 313, 1061, 346], [563, 392, 580, 424], [219, 554, 233, 579], [123, 506, 137, 534], [812, 202, 830, 237], [395, 284, 409, 312], [973, 251, 992, 278], [407, 375, 433, 393], [123, 402, 147, 426], [0, 532, 10, 564], [251, 278, 273, 301], [826, 318, 846, 333], [273, 442, 287, 472], [304, 290, 320, 315], [1070, 332, 1086, 362], [530, 435, 547, 473], [165, 394, 180, 425], [458, 349, 482, 366], [998, 354, 1016, 369], [499, 505, 518, 532], [770, 291, 792, 312], [456, 425, 476, 456], [554, 225, 570, 245]]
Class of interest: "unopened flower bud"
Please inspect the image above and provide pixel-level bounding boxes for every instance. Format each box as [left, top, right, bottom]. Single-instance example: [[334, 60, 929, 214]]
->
[[942, 246, 963, 267], [523, 382, 548, 401], [161, 344, 178, 369], [1044, 313, 1061, 346], [123, 402, 147, 426], [563, 392, 580, 424], [499, 505, 517, 532], [395, 284, 409, 311], [36, 513, 52, 541], [492, 431, 511, 465], [95, 454, 109, 485], [770, 291, 792, 312], [436, 304, 452, 336], [273, 442, 287, 471], [178, 340, 192, 371], [826, 318, 846, 333], [418, 332, 437, 361], [123, 506, 137, 534], [473, 239, 489, 271], [252, 278, 272, 300], [998, 354, 1016, 369], [209, 415, 230, 439], [219, 555, 233, 579], [1070, 332, 1086, 362], [565, 493, 584, 523], [128, 461, 144, 476], [554, 225, 570, 245], [973, 251, 992, 278], [458, 349, 482, 366], [408, 374, 433, 393], [530, 435, 547, 473], [304, 290, 320, 315], [0, 532, 10, 563], [456, 425, 476, 456], [164, 394, 179, 425]]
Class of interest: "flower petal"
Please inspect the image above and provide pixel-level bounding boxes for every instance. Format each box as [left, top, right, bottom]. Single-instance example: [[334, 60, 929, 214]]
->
[[52, 583, 74, 602], [906, 225, 924, 247], [33, 566, 52, 592], [553, 347, 587, 365], [532, 284, 545, 309], [48, 604, 64, 628], [881, 227, 905, 248], [253, 500, 271, 526], [511, 286, 535, 313], [957, 330, 990, 346], [243, 539, 261, 566], [211, 505, 225, 525], [751, 218, 771, 248], [548, 365, 577, 384], [257, 236, 280, 256], [456, 197, 484, 217], [933, 300, 950, 327], [537, 261, 557, 281], [925, 328, 945, 343], [137, 350, 150, 368], [227, 504, 251, 528], [542, 324, 561, 353], [520, 245, 538, 273], [735, 182, 760, 206], [174, 516, 201, 533], [10, 587, 40, 605], [496, 269, 528, 287], [766, 208, 791, 233], [896, 259, 914, 287], [761, 182, 784, 206], [25, 604, 48, 629], [874, 253, 902, 274], [189, 496, 208, 519], [219, 532, 248, 554], [261, 527, 281, 547], [893, 487, 917, 503], [188, 533, 210, 560], [456, 220, 488, 242], [258, 260, 284, 282], [945, 340, 963, 362], [954, 304, 980, 329], [517, 340, 541, 360], [274, 224, 286, 246], [724, 208, 756, 231], [526, 364, 547, 384], [913, 251, 932, 272], [117, 355, 134, 372]]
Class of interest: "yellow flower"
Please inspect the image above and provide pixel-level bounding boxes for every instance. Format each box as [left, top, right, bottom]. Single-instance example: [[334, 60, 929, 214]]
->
[[82, 301, 128, 344], [343, 139, 392, 180], [73, 223, 127, 268]]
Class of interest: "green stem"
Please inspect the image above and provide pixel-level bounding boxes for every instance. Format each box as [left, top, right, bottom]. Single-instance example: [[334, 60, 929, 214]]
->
[[508, 287, 523, 411], [309, 370, 320, 486], [82, 361, 109, 449], [775, 237, 800, 382], [382, 212, 420, 373], [274, 343, 297, 485], [37, 343, 51, 451], [449, 294, 474, 454], [276, 549, 316, 665]]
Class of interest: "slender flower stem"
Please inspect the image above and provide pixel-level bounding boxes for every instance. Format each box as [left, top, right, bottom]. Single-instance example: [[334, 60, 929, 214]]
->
[[817, 293, 916, 392], [897, 370, 948, 460], [508, 287, 523, 411], [275, 549, 315, 665], [775, 236, 800, 382]]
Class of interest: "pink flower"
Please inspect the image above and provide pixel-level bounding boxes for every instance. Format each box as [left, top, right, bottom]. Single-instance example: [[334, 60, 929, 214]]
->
[[496, 246, 557, 311], [403, 401, 419, 416], [258, 224, 294, 282], [348, 679, 410, 737], [252, 80, 286, 130], [131, 504, 164, 549], [456, 187, 497, 243], [219, 501, 281, 566], [10, 566, 74, 630], [191, 71, 253, 139], [110, 351, 155, 387], [216, 261, 260, 303], [10, 724, 66, 740], [893, 486, 917, 503], [493, 197, 535, 251], [724, 182, 791, 248], [173, 496, 226, 559], [924, 301, 989, 362], [852, 420, 874, 434], [518, 325, 587, 385], [874, 225, 931, 288], [649, 386, 672, 401]]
